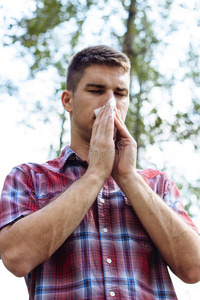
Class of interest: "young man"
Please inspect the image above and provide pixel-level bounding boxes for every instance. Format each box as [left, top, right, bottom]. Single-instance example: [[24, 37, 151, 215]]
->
[[0, 45, 200, 299]]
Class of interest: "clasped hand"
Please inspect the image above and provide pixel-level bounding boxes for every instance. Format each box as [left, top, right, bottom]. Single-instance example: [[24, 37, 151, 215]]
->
[[88, 104, 137, 184]]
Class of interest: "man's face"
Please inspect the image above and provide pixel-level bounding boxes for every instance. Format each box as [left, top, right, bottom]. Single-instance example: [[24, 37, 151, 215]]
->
[[69, 64, 130, 143]]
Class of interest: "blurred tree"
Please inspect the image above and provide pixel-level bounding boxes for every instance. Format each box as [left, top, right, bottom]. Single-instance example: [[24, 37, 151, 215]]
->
[[1, 0, 200, 214], [0, 79, 18, 98]]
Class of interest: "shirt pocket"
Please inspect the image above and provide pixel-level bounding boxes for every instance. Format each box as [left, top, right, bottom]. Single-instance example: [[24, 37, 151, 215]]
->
[[37, 192, 62, 208], [34, 171, 71, 208]]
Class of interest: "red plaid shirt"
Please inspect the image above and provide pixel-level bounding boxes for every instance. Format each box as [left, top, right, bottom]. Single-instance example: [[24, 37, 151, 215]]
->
[[0, 146, 199, 299]]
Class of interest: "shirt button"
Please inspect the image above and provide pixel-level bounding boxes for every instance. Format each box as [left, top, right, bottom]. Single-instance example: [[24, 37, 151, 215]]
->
[[110, 291, 115, 297], [103, 228, 108, 233], [99, 198, 105, 203], [107, 258, 112, 264]]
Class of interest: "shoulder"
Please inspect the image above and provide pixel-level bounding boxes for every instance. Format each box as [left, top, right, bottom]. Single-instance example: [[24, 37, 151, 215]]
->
[[3, 158, 60, 191], [137, 168, 167, 180], [12, 160, 57, 175], [7, 145, 72, 178], [137, 168, 172, 197]]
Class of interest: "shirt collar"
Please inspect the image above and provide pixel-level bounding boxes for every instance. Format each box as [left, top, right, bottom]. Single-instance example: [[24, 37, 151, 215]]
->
[[58, 145, 88, 171]]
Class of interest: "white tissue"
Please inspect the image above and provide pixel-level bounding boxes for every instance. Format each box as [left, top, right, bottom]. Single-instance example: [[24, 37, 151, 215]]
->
[[94, 97, 116, 117]]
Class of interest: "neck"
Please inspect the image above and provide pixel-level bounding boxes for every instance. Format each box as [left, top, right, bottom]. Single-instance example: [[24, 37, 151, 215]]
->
[[70, 136, 90, 162]]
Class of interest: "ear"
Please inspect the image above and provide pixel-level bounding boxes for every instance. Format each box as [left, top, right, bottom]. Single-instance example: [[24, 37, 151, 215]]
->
[[61, 90, 73, 112]]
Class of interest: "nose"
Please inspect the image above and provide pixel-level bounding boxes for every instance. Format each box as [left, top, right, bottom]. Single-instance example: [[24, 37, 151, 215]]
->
[[102, 92, 115, 106], [104, 96, 116, 116], [94, 93, 116, 117]]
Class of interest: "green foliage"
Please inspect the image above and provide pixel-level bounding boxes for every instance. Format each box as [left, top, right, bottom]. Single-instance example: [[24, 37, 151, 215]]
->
[[0, 79, 18, 97], [121, 0, 174, 155], [2, 0, 200, 215], [3, 0, 200, 154]]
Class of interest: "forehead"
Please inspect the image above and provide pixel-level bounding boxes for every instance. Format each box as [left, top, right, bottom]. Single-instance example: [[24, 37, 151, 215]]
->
[[78, 65, 130, 89]]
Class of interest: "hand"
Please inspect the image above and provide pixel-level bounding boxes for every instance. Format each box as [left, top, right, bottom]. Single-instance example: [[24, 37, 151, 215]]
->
[[112, 109, 137, 182], [88, 105, 115, 182]]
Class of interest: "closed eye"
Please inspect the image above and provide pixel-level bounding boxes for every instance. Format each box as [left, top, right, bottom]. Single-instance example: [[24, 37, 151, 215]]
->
[[115, 88, 128, 97], [88, 90, 103, 94], [115, 92, 127, 97]]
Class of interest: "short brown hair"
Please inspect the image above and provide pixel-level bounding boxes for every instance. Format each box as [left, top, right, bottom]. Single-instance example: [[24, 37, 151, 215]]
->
[[66, 45, 131, 92]]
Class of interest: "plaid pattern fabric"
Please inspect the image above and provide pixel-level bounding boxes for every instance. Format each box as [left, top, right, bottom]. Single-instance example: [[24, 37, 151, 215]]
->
[[0, 146, 199, 300]]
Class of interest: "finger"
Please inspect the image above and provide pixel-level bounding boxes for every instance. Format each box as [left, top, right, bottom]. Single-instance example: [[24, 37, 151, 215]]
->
[[114, 111, 130, 138], [92, 105, 105, 137], [114, 109, 125, 131], [95, 105, 114, 137], [91, 106, 114, 147]]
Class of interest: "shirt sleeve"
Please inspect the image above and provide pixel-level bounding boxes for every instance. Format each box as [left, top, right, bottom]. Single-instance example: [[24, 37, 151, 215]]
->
[[163, 175, 199, 234], [0, 166, 39, 230]]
